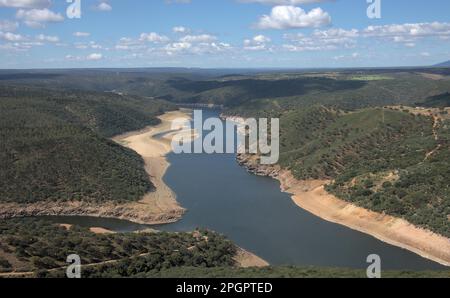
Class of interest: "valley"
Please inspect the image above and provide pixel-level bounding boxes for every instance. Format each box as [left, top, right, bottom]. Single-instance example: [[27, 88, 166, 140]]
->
[[0, 68, 449, 278]]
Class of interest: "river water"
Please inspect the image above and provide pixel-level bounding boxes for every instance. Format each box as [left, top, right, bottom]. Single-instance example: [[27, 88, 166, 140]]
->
[[40, 109, 446, 270]]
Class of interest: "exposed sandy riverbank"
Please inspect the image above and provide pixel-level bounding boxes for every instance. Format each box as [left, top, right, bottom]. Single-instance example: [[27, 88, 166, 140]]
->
[[112, 109, 196, 224], [234, 248, 270, 268], [60, 224, 115, 234], [0, 110, 194, 225], [237, 154, 450, 267]]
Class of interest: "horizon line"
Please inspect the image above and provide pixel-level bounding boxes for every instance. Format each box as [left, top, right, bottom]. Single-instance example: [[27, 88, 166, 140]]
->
[[0, 64, 448, 72]]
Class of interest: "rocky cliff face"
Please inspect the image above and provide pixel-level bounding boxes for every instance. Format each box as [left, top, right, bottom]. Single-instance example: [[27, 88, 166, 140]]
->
[[0, 200, 185, 225], [226, 116, 323, 194], [236, 153, 280, 178], [236, 153, 325, 195]]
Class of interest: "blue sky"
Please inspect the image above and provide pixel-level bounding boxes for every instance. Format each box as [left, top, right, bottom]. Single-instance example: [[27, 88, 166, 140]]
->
[[0, 0, 449, 69]]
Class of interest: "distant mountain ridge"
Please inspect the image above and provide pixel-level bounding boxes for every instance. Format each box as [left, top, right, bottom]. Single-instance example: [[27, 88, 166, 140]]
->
[[434, 60, 450, 67]]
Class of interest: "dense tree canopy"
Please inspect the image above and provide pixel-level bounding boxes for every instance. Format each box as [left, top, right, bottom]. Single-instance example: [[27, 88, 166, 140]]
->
[[0, 85, 174, 203]]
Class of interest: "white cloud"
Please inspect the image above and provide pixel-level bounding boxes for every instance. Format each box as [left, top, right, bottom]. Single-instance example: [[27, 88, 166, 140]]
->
[[256, 5, 331, 30], [0, 31, 25, 41], [164, 41, 231, 56], [74, 41, 103, 50], [253, 34, 271, 43], [173, 26, 189, 33], [180, 34, 217, 43], [89, 41, 102, 49], [0, 20, 19, 31], [115, 37, 147, 51], [97, 2, 112, 11], [16, 8, 64, 28], [281, 22, 450, 52], [239, 0, 331, 5], [0, 29, 59, 52], [65, 53, 104, 61], [0, 0, 50, 8], [362, 22, 450, 46], [165, 42, 192, 54], [283, 28, 358, 51], [333, 52, 360, 61], [73, 32, 90, 37], [312, 28, 359, 39], [139, 32, 170, 43], [65, 54, 77, 60], [35, 33, 59, 42], [0, 41, 43, 51], [363, 22, 450, 38], [74, 43, 88, 49], [114, 32, 230, 57], [86, 53, 103, 60], [244, 34, 272, 51]]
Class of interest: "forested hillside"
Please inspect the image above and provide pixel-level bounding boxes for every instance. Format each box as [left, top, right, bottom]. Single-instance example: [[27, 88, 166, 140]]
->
[[1, 219, 448, 278], [0, 85, 174, 204], [224, 72, 450, 116], [418, 92, 450, 108], [275, 106, 450, 237], [279, 107, 435, 179], [163, 76, 366, 107], [2, 69, 450, 114], [327, 116, 450, 237], [0, 219, 236, 277]]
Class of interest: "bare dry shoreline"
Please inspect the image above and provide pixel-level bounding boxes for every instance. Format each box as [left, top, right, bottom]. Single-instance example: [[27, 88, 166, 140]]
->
[[237, 154, 450, 267], [0, 110, 193, 225], [234, 248, 270, 268]]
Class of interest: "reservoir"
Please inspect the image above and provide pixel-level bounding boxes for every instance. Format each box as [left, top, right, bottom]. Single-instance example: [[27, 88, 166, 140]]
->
[[41, 109, 446, 270]]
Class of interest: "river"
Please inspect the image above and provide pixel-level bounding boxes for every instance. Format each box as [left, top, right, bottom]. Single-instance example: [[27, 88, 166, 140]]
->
[[40, 109, 446, 270]]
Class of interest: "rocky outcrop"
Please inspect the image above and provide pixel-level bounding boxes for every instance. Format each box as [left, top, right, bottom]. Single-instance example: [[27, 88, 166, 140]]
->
[[0, 200, 185, 225], [236, 153, 281, 178]]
